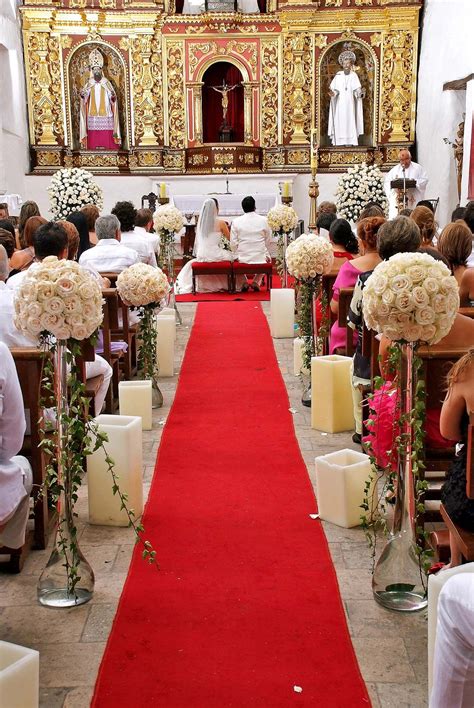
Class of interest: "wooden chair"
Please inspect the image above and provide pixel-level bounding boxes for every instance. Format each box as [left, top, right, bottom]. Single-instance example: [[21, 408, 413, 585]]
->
[[337, 287, 356, 356]]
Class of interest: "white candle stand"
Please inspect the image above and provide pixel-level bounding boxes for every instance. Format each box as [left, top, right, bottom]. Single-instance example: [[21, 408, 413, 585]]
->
[[87, 414, 144, 526], [311, 354, 354, 433], [315, 449, 373, 528], [119, 380, 153, 430], [0, 641, 39, 708], [156, 314, 175, 377], [270, 289, 295, 339]]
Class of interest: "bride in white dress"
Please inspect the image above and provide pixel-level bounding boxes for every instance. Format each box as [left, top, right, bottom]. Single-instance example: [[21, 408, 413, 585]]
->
[[175, 198, 232, 294]]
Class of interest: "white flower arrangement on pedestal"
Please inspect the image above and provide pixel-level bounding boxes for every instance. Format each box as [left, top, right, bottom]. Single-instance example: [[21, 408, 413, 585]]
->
[[13, 255, 103, 340], [48, 168, 103, 221], [116, 263, 170, 308], [285, 233, 334, 281], [335, 162, 388, 222], [267, 205, 299, 235], [362, 252, 459, 345], [153, 205, 184, 237]]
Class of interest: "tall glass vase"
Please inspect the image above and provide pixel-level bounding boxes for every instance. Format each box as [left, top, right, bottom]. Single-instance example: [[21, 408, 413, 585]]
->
[[372, 342, 427, 612], [166, 235, 182, 325], [37, 342, 94, 607], [301, 277, 320, 407], [138, 306, 163, 408]]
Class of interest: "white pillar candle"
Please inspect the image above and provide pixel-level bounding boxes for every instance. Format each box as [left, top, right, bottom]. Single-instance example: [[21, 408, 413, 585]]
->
[[158, 308, 177, 340], [311, 354, 354, 433], [0, 641, 39, 708], [315, 449, 373, 528], [119, 380, 152, 431], [293, 337, 309, 376], [156, 315, 175, 377], [427, 563, 474, 694], [87, 414, 143, 527], [270, 288, 295, 338]]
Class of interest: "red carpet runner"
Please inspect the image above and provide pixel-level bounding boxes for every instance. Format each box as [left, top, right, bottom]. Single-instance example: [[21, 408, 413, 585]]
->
[[92, 302, 370, 707]]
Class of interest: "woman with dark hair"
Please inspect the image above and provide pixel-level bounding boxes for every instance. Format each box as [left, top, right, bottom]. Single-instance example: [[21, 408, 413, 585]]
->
[[328, 218, 359, 269], [18, 201, 40, 246], [9, 216, 47, 272], [66, 211, 91, 260], [81, 205, 100, 245]]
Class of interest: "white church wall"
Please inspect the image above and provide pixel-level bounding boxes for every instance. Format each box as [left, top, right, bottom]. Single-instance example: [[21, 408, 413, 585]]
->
[[0, 0, 29, 196], [416, 0, 473, 227]]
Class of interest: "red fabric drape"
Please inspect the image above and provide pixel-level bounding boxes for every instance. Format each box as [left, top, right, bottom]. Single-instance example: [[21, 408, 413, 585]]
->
[[202, 62, 244, 143]]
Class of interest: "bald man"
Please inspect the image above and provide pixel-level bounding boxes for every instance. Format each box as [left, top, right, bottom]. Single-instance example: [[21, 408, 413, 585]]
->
[[384, 149, 428, 219]]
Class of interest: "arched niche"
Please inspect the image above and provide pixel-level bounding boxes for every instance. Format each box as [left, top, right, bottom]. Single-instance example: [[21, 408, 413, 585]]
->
[[66, 41, 129, 151], [201, 61, 245, 143], [318, 39, 377, 148]]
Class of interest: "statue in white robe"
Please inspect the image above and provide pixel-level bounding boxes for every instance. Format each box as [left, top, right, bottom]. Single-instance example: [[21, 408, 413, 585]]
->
[[328, 46, 364, 147]]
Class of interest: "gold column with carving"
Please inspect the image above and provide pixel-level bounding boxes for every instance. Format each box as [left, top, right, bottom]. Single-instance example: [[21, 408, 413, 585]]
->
[[189, 82, 203, 146], [260, 38, 279, 148], [381, 30, 415, 143], [25, 32, 63, 146], [165, 40, 186, 150], [283, 34, 311, 146], [131, 35, 159, 146], [243, 82, 253, 146], [308, 129, 319, 232]]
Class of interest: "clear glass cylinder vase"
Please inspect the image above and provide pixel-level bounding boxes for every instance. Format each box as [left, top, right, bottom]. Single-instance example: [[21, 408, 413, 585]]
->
[[372, 342, 428, 612], [37, 342, 94, 608]]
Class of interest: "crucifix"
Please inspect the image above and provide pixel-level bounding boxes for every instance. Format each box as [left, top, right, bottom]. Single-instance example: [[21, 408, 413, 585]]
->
[[211, 80, 238, 127]]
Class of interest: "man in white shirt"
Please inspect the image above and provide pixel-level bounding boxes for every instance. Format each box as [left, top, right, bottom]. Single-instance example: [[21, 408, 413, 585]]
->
[[111, 201, 157, 267], [135, 208, 160, 257], [0, 342, 33, 549], [384, 149, 429, 219], [79, 214, 139, 273], [231, 196, 273, 292]]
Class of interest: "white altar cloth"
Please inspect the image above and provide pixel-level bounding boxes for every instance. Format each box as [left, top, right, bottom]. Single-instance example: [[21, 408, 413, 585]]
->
[[0, 194, 22, 217], [171, 193, 278, 218]]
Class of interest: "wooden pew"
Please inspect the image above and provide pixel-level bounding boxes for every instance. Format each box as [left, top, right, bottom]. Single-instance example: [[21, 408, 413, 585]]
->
[[99, 272, 138, 380], [338, 286, 356, 356], [321, 272, 337, 355], [100, 289, 126, 412]]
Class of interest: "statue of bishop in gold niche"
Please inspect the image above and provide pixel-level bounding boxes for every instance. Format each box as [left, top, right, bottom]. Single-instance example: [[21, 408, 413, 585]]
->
[[328, 44, 365, 147], [80, 49, 121, 150]]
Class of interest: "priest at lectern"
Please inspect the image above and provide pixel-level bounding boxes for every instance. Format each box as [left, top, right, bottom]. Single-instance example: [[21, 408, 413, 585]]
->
[[384, 148, 428, 218]]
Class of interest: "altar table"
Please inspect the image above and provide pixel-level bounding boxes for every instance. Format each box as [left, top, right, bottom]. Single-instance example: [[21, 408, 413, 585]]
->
[[171, 193, 278, 218]]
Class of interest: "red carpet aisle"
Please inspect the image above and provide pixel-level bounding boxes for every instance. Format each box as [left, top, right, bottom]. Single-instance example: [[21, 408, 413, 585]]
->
[[92, 302, 370, 707]]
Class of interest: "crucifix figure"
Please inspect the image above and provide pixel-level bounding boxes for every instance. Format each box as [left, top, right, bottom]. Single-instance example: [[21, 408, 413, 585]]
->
[[211, 80, 238, 126]]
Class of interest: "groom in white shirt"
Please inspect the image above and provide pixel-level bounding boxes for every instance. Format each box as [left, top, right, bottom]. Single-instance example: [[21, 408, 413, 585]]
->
[[231, 196, 272, 292]]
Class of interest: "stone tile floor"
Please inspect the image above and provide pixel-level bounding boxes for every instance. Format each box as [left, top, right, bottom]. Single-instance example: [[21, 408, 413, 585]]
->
[[0, 301, 429, 708]]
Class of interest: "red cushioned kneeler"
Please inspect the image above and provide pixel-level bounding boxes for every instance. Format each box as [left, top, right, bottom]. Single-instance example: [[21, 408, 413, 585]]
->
[[191, 261, 233, 294], [232, 261, 273, 291]]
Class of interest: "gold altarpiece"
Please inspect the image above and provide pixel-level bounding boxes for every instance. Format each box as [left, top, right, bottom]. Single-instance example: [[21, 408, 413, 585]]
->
[[20, 0, 422, 175]]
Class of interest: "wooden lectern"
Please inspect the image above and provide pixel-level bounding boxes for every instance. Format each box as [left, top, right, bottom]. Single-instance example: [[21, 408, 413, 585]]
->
[[390, 177, 417, 211]]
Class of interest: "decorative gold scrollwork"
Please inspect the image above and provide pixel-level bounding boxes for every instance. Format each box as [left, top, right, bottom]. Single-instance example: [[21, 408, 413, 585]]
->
[[166, 42, 186, 149], [261, 40, 279, 149], [381, 30, 414, 142], [131, 35, 163, 146], [26, 32, 63, 145], [283, 34, 312, 145]]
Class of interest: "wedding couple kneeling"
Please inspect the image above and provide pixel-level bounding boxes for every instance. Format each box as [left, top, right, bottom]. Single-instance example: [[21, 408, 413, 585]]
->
[[175, 196, 273, 294]]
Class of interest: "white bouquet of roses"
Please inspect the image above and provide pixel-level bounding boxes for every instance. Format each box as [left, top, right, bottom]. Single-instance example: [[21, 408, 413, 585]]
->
[[48, 168, 103, 220], [362, 252, 459, 345], [267, 205, 298, 235], [153, 205, 184, 236], [286, 234, 334, 281], [116, 263, 170, 307], [13, 256, 103, 341], [335, 162, 387, 222]]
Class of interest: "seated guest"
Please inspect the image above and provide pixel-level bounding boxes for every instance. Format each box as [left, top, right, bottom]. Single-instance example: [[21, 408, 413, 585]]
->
[[0, 342, 33, 550], [439, 348, 474, 533], [463, 201, 474, 267], [430, 574, 474, 708], [348, 216, 420, 444], [358, 203, 385, 220], [399, 207, 413, 216], [231, 196, 272, 292], [57, 220, 80, 261], [80, 205, 100, 246], [135, 208, 160, 256], [18, 201, 40, 248], [317, 201, 337, 216], [451, 205, 466, 222], [437, 221, 474, 304], [316, 211, 336, 239], [1, 229, 112, 415], [0, 203, 9, 219], [66, 211, 91, 260], [9, 216, 47, 274], [329, 216, 384, 355], [176, 198, 232, 294], [328, 218, 359, 269], [416, 199, 435, 213], [0, 228, 16, 262], [78, 214, 139, 273], [112, 201, 157, 267], [410, 205, 437, 246]]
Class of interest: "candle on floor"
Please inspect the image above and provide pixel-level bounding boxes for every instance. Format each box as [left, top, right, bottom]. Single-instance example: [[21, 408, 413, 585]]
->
[[314, 449, 373, 528], [0, 641, 39, 708], [427, 563, 474, 694], [158, 307, 177, 340], [311, 354, 354, 432], [156, 315, 175, 377], [293, 337, 309, 376], [119, 380, 153, 430], [87, 414, 143, 527], [270, 288, 295, 338], [159, 182, 167, 198]]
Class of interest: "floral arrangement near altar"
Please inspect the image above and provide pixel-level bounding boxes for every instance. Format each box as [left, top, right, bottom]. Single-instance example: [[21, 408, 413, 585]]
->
[[267, 205, 299, 235], [362, 252, 459, 344], [116, 263, 170, 307], [13, 255, 103, 340], [48, 168, 104, 221], [335, 162, 388, 222], [153, 204, 184, 236], [285, 233, 334, 281]]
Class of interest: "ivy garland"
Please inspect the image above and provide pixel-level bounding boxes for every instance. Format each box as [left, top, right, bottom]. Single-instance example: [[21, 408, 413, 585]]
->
[[39, 336, 157, 597], [137, 304, 159, 382], [360, 344, 433, 588]]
